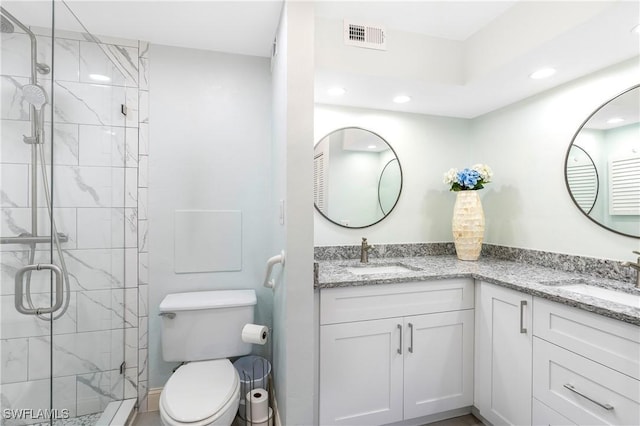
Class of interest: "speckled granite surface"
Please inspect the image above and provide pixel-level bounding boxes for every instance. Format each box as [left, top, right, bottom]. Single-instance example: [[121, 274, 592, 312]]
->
[[315, 256, 640, 326], [314, 243, 455, 260], [314, 243, 637, 284]]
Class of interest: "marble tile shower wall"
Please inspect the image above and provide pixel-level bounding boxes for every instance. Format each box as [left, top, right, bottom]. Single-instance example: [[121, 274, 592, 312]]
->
[[0, 28, 150, 421]]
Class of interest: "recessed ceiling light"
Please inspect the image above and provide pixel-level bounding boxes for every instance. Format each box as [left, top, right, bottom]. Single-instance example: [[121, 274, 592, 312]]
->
[[327, 87, 346, 96], [393, 95, 411, 104], [607, 117, 625, 124], [529, 68, 556, 80], [89, 73, 111, 82], [367, 144, 377, 149]]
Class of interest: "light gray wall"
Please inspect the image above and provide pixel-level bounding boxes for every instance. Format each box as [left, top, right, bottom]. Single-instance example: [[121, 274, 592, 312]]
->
[[471, 58, 640, 260], [147, 44, 273, 388], [315, 104, 472, 246], [271, 2, 316, 424]]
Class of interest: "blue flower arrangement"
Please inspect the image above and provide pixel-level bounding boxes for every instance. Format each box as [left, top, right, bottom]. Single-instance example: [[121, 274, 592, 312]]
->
[[443, 164, 493, 191]]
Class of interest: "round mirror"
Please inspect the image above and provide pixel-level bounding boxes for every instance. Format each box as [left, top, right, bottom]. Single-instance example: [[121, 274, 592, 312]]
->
[[314, 127, 403, 228], [565, 85, 640, 238]]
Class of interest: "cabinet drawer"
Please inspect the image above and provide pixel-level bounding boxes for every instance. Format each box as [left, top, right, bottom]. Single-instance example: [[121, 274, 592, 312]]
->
[[532, 398, 576, 426], [320, 279, 474, 324], [533, 297, 640, 379], [533, 338, 640, 426]]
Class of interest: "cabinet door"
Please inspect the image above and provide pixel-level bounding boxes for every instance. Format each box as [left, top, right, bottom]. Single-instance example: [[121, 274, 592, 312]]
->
[[475, 281, 533, 425], [319, 318, 403, 425], [403, 309, 474, 419]]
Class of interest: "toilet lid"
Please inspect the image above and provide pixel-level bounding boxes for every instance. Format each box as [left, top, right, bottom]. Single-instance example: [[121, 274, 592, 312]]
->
[[161, 359, 238, 423]]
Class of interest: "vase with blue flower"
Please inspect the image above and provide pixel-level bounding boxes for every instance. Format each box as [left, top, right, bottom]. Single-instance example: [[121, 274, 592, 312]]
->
[[443, 164, 493, 260]]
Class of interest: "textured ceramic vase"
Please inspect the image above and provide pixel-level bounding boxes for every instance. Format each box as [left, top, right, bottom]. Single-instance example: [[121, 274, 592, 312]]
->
[[452, 191, 485, 261]]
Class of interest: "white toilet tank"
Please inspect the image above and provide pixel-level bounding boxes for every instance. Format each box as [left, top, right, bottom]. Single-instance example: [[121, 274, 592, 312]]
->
[[159, 289, 256, 362]]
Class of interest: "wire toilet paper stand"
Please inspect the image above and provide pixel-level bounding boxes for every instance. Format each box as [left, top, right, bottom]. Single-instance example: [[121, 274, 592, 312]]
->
[[239, 355, 273, 426]]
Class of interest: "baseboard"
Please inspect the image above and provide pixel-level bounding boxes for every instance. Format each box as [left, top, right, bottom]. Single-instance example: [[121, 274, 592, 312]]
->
[[147, 387, 162, 412], [384, 407, 472, 426], [471, 406, 492, 425]]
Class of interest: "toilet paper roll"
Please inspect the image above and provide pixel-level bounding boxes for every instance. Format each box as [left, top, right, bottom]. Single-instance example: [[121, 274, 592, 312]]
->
[[252, 408, 273, 426], [242, 324, 268, 345], [247, 388, 269, 422]]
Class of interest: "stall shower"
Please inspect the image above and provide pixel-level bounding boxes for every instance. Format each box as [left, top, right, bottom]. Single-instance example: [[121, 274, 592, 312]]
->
[[1, 0, 149, 424]]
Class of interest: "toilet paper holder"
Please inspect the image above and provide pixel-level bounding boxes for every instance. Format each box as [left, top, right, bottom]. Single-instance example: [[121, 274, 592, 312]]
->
[[263, 250, 285, 289], [237, 356, 273, 425]]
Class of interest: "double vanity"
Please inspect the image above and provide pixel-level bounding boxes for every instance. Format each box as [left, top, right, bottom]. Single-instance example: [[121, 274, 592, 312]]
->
[[313, 83, 640, 426], [315, 255, 640, 426]]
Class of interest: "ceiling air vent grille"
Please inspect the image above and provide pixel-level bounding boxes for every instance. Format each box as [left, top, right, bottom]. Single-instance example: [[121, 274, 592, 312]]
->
[[344, 20, 386, 51]]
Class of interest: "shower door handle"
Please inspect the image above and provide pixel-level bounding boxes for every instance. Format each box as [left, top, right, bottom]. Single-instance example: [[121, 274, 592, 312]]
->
[[15, 264, 64, 315]]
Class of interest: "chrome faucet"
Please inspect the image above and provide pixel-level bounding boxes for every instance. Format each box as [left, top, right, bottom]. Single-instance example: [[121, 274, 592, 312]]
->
[[621, 250, 640, 288], [360, 237, 373, 263]]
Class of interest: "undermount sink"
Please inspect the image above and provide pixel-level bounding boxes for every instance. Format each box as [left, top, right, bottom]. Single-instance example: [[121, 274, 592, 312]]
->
[[346, 263, 414, 275], [550, 283, 640, 308]]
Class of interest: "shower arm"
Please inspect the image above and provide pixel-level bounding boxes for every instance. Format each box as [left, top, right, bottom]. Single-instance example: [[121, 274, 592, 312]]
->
[[1, 7, 41, 237], [0, 7, 38, 84]]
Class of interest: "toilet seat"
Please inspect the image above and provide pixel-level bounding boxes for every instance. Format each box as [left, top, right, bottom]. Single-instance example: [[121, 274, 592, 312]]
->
[[160, 359, 240, 425]]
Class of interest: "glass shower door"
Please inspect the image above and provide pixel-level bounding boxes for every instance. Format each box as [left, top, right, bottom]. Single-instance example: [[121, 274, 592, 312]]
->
[[1, 2, 57, 424], [1, 0, 132, 423]]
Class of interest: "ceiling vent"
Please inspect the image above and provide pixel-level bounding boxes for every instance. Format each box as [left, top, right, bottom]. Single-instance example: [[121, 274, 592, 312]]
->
[[344, 20, 386, 51]]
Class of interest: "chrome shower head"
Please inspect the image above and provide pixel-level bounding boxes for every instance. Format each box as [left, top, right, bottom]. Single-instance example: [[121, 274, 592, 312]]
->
[[1, 15, 14, 33], [22, 84, 48, 110]]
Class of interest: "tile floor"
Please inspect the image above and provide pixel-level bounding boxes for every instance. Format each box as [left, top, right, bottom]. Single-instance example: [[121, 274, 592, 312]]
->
[[132, 411, 160, 426], [427, 414, 484, 426], [132, 411, 483, 426]]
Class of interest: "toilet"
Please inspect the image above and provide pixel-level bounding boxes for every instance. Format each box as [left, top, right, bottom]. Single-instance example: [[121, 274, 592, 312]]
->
[[158, 289, 257, 426]]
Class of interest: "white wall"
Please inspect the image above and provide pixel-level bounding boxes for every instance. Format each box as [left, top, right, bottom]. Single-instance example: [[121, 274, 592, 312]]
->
[[471, 58, 640, 260], [314, 59, 640, 261], [315, 104, 471, 246], [270, 2, 316, 425], [147, 44, 273, 388]]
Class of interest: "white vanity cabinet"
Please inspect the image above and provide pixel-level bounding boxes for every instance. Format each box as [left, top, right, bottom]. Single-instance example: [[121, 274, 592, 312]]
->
[[319, 280, 475, 426], [475, 281, 533, 426], [532, 298, 640, 426]]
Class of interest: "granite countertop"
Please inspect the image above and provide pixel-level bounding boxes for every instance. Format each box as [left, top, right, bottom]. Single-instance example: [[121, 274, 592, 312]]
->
[[315, 256, 640, 326]]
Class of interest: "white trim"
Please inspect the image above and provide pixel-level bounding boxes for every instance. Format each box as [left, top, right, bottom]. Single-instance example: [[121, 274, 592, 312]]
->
[[96, 399, 137, 425], [148, 387, 162, 412]]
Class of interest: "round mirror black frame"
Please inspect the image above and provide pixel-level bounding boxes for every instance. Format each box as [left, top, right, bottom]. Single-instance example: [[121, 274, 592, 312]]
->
[[564, 84, 640, 239], [314, 127, 403, 229]]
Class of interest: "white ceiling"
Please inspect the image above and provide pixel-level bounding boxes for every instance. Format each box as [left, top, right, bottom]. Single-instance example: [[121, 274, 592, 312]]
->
[[314, 0, 518, 41], [4, 0, 284, 58], [314, 0, 640, 118], [3, 0, 638, 119]]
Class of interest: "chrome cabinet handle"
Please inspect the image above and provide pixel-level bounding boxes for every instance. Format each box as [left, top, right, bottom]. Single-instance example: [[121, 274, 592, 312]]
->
[[408, 322, 414, 353], [15, 264, 63, 315], [520, 300, 527, 334], [564, 384, 614, 411], [397, 324, 402, 354]]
